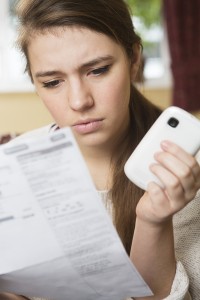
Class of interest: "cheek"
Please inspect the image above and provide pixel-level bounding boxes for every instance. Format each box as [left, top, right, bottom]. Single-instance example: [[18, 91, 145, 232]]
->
[[40, 95, 56, 114], [39, 93, 68, 125], [110, 73, 131, 109], [36, 85, 63, 114], [96, 70, 131, 108]]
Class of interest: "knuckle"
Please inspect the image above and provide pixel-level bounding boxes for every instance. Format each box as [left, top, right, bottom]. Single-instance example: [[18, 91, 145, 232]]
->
[[148, 182, 161, 196], [179, 166, 191, 180], [189, 157, 198, 169], [169, 178, 180, 190]]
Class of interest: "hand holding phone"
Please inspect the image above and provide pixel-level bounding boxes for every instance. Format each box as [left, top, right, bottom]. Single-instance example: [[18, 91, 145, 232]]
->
[[124, 106, 200, 190]]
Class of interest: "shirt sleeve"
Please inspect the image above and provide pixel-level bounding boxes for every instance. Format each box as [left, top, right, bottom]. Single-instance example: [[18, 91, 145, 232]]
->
[[163, 261, 191, 300], [124, 261, 190, 300]]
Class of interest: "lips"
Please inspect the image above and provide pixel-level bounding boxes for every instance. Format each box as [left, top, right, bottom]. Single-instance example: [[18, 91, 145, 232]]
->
[[72, 119, 103, 134]]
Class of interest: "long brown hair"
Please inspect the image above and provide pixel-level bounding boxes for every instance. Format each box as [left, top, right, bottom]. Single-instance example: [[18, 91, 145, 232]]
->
[[16, 0, 161, 254]]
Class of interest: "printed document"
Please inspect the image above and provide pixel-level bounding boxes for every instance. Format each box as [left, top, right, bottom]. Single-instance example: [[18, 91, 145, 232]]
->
[[0, 127, 152, 300]]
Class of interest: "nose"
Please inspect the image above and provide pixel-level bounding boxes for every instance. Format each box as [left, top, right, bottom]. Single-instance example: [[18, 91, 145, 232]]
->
[[68, 79, 94, 111]]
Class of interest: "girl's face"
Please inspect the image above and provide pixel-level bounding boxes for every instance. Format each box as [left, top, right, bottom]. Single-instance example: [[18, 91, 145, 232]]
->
[[28, 27, 137, 152]]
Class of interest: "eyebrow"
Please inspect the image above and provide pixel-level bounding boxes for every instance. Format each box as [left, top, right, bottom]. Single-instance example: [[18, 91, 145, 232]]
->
[[81, 55, 113, 68], [35, 70, 64, 78], [35, 55, 113, 78]]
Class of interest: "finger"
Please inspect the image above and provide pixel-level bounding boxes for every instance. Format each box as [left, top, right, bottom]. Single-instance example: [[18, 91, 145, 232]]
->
[[161, 140, 200, 178], [153, 152, 197, 200], [147, 182, 172, 220], [149, 163, 189, 208], [154, 141, 200, 198]]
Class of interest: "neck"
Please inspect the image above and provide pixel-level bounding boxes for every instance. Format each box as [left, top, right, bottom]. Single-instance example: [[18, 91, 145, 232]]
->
[[75, 123, 130, 191], [79, 144, 113, 191]]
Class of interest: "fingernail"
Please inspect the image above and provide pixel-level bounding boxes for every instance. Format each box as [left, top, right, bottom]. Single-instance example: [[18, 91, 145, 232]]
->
[[154, 152, 161, 159], [161, 140, 172, 150]]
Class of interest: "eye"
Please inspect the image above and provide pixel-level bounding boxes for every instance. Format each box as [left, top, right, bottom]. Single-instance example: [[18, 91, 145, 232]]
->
[[90, 65, 110, 76], [42, 79, 61, 88]]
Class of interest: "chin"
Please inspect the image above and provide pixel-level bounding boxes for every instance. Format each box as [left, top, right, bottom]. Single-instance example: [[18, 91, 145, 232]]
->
[[75, 133, 109, 149]]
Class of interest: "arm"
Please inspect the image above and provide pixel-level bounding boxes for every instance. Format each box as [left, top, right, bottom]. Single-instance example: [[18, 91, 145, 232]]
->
[[130, 141, 200, 299], [131, 217, 176, 299]]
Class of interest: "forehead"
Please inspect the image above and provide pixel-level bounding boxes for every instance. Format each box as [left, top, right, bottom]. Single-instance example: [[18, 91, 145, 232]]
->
[[27, 26, 127, 72]]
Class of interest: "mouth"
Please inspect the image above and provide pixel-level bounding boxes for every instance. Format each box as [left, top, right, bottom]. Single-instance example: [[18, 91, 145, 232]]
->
[[72, 119, 103, 134]]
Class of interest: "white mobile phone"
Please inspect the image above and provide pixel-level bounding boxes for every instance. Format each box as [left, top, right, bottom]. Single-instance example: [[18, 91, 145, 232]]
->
[[124, 106, 200, 190]]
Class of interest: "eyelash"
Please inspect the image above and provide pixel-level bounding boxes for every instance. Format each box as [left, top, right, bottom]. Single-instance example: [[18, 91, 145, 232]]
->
[[90, 65, 110, 76], [43, 80, 61, 88], [42, 65, 111, 89]]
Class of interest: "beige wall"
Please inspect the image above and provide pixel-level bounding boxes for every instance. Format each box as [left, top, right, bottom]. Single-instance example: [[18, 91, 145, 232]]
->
[[139, 87, 172, 109], [0, 92, 53, 134], [0, 87, 199, 134]]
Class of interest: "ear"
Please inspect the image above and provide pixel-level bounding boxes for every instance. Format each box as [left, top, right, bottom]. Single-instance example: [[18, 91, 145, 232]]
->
[[130, 43, 142, 82]]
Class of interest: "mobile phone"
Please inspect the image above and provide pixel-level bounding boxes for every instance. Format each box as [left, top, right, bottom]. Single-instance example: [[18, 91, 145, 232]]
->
[[124, 106, 200, 190]]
